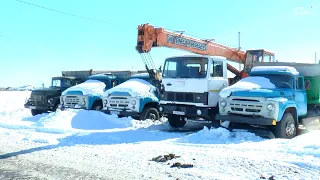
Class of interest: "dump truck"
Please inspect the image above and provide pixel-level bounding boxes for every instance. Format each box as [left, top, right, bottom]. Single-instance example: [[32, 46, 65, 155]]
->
[[102, 73, 161, 120], [24, 71, 87, 116], [216, 62, 320, 138]]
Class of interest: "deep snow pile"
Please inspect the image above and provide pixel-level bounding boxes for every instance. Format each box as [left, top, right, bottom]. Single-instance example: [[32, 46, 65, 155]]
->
[[1, 91, 320, 179], [0, 91, 166, 136], [220, 76, 276, 98], [0, 91, 32, 125], [62, 79, 106, 96], [104, 78, 157, 99]]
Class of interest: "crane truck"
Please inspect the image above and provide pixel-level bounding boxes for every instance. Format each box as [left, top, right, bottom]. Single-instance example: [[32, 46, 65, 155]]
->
[[135, 23, 275, 128]]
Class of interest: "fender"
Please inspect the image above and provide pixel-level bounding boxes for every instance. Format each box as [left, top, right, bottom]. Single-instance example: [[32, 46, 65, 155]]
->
[[139, 96, 159, 112], [87, 95, 103, 109], [276, 98, 297, 123]]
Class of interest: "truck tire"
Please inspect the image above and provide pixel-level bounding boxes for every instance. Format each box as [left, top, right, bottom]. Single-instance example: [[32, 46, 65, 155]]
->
[[91, 101, 103, 111], [31, 109, 44, 116], [168, 114, 186, 128], [274, 112, 297, 139], [139, 107, 160, 121], [53, 104, 59, 111]]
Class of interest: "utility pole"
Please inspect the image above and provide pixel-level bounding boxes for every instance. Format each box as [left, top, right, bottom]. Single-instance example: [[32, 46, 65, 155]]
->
[[315, 52, 317, 64]]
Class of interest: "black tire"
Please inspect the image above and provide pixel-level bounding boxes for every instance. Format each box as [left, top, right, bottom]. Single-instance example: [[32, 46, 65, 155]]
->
[[91, 101, 103, 111], [31, 109, 44, 116], [168, 114, 186, 128], [52, 104, 59, 111], [274, 112, 297, 139], [139, 107, 160, 121]]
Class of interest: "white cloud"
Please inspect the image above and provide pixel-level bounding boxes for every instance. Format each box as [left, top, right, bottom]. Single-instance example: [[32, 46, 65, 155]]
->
[[294, 6, 311, 15]]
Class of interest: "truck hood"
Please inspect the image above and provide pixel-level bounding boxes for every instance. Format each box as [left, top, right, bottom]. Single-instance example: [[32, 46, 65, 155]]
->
[[32, 88, 61, 95], [104, 79, 157, 100], [230, 89, 291, 98], [62, 80, 105, 97], [220, 76, 276, 98]]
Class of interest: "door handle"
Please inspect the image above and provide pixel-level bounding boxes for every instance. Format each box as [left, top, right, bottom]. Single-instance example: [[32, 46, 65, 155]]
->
[[167, 83, 172, 86]]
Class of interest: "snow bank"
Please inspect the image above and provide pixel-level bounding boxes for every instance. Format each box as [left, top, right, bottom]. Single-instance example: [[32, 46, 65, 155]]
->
[[177, 127, 264, 144], [104, 78, 157, 99], [62, 80, 106, 96], [251, 66, 299, 75], [220, 76, 276, 98], [0, 91, 33, 124]]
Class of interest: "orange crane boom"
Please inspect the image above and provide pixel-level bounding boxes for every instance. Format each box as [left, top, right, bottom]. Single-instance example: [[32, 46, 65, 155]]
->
[[136, 23, 275, 81]]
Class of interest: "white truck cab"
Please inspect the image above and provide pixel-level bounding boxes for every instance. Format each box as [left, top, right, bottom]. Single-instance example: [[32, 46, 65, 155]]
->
[[158, 55, 229, 128]]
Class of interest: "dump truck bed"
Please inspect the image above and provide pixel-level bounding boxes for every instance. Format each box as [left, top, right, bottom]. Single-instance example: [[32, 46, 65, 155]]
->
[[253, 62, 320, 77], [61, 70, 148, 80]]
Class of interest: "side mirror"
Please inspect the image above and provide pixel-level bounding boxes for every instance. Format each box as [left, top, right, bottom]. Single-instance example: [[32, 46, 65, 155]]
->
[[159, 65, 162, 71]]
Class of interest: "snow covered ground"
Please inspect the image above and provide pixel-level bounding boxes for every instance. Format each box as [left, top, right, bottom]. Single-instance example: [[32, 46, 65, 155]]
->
[[0, 91, 320, 179]]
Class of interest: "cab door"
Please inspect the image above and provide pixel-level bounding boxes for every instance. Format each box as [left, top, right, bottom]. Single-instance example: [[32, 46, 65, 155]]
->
[[295, 76, 307, 116], [208, 58, 228, 106]]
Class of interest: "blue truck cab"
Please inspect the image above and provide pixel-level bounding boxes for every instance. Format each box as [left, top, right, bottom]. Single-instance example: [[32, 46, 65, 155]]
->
[[215, 65, 319, 138], [60, 74, 125, 111], [102, 73, 161, 121]]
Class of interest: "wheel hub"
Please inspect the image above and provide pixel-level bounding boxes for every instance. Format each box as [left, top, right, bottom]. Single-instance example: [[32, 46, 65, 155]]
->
[[148, 113, 156, 120], [285, 122, 295, 136]]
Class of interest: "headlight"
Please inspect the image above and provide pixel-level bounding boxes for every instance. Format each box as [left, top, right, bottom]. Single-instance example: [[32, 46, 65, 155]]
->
[[220, 100, 227, 107], [132, 100, 136, 105], [48, 98, 54, 104], [79, 97, 86, 106], [267, 104, 274, 111], [103, 99, 108, 105]]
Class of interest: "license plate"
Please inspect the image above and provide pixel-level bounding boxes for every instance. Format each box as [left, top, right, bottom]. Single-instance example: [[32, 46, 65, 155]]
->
[[110, 111, 120, 115], [29, 106, 36, 109], [173, 111, 185, 115]]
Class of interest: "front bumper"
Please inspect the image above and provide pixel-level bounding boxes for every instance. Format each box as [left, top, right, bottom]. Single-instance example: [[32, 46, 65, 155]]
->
[[215, 114, 275, 126], [24, 103, 55, 111], [102, 109, 139, 117], [59, 104, 87, 110], [160, 104, 210, 118]]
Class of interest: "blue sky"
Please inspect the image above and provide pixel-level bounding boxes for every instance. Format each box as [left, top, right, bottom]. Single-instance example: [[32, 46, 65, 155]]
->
[[0, 0, 318, 87]]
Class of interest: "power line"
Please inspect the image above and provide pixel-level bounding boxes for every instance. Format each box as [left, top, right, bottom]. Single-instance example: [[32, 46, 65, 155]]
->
[[14, 0, 245, 51], [15, 0, 135, 29]]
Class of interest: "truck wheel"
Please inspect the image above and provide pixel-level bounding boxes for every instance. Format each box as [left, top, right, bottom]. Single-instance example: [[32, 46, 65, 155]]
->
[[53, 104, 59, 111], [274, 112, 297, 139], [139, 107, 160, 121], [31, 109, 43, 116], [168, 114, 186, 128], [91, 101, 103, 111]]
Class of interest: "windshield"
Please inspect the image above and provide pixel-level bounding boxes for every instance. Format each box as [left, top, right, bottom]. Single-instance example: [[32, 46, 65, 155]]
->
[[51, 78, 72, 88], [251, 74, 294, 89], [162, 57, 208, 78], [244, 50, 263, 72]]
